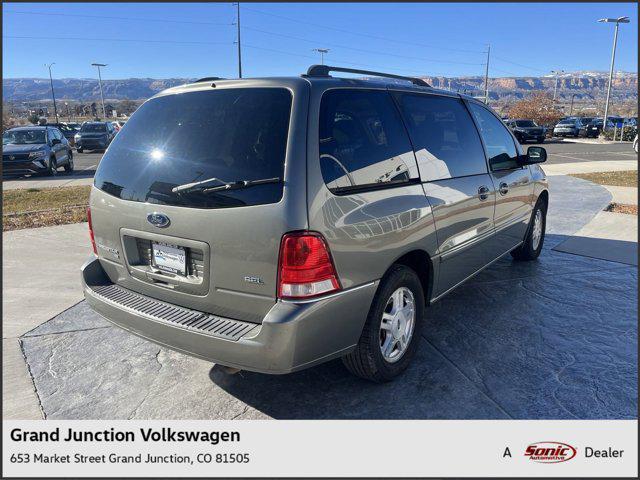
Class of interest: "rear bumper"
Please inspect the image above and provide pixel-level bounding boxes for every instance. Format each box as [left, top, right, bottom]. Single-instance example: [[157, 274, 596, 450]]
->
[[82, 256, 377, 374], [77, 139, 107, 149]]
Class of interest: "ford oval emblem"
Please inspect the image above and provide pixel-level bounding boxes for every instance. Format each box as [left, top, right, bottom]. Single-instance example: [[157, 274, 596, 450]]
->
[[147, 212, 170, 228]]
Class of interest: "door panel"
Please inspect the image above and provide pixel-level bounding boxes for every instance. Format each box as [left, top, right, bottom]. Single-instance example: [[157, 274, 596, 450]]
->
[[490, 167, 534, 253], [424, 175, 496, 297]]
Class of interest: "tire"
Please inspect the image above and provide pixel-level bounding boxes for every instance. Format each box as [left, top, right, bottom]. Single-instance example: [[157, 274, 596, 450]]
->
[[511, 199, 547, 261], [538, 137, 544, 144], [48, 157, 58, 176], [342, 265, 424, 382], [76, 147, 83, 153], [64, 151, 74, 173]]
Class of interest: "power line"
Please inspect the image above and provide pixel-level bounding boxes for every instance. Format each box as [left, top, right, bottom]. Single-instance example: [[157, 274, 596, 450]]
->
[[242, 26, 483, 66], [242, 5, 486, 55], [4, 35, 231, 46], [3, 9, 232, 26], [242, 44, 451, 77]]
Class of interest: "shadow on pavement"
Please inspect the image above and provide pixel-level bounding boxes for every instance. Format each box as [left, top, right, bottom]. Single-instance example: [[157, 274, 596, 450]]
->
[[209, 235, 637, 419]]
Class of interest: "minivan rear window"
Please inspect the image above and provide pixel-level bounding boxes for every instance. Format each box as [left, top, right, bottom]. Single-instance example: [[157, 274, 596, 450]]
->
[[94, 88, 292, 209]]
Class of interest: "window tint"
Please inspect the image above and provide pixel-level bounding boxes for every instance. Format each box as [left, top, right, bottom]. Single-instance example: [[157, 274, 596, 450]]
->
[[395, 93, 487, 180], [318, 89, 418, 193], [94, 88, 292, 209], [468, 103, 519, 171]]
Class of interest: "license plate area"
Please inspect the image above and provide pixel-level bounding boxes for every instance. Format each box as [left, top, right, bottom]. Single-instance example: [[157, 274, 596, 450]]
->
[[120, 228, 211, 296], [152, 242, 186, 276]]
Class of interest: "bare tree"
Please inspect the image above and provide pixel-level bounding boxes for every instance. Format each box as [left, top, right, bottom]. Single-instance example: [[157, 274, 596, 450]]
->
[[507, 92, 564, 127]]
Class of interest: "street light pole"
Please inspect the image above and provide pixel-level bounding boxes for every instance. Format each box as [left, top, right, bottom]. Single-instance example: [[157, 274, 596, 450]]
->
[[91, 63, 107, 119], [45, 63, 59, 123], [483, 44, 490, 104], [551, 70, 564, 101], [236, 3, 242, 78], [312, 48, 330, 65], [569, 94, 577, 115], [598, 16, 629, 131]]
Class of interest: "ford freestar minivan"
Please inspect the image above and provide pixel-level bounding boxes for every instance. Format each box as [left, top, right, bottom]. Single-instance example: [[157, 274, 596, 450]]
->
[[82, 65, 549, 382]]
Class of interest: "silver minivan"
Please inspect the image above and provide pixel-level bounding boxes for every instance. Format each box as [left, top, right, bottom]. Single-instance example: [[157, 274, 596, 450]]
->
[[82, 66, 549, 382]]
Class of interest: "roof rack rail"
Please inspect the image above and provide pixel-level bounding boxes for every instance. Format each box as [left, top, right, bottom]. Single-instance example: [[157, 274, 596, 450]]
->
[[194, 76, 225, 83], [304, 65, 430, 88]]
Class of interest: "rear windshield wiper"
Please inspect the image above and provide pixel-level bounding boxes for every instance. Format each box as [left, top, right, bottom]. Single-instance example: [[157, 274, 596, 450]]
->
[[172, 176, 281, 194], [202, 177, 281, 193], [171, 177, 229, 193]]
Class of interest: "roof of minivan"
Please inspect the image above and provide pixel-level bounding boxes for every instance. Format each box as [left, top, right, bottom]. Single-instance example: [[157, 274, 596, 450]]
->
[[154, 75, 459, 99]]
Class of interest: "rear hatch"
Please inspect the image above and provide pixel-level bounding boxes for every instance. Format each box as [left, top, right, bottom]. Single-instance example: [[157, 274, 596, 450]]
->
[[90, 81, 309, 323]]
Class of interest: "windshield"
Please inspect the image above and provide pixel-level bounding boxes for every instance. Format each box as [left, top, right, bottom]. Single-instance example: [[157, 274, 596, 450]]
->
[[515, 120, 536, 127], [81, 123, 107, 133], [2, 129, 47, 145], [94, 87, 292, 209]]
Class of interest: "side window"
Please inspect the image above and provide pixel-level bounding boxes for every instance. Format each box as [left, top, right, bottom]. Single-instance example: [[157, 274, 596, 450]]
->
[[319, 89, 418, 193], [468, 103, 519, 171], [395, 93, 487, 180]]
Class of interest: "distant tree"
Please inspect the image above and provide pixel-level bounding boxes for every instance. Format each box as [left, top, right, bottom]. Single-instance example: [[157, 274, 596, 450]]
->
[[116, 99, 139, 116], [27, 113, 40, 125], [507, 92, 564, 127]]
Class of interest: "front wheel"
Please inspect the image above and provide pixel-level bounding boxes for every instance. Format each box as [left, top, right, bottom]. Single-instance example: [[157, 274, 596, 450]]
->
[[342, 265, 424, 382], [48, 157, 58, 176], [511, 200, 546, 261], [64, 151, 74, 172]]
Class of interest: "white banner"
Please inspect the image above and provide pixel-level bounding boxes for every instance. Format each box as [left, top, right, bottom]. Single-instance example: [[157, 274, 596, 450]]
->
[[2, 420, 637, 477]]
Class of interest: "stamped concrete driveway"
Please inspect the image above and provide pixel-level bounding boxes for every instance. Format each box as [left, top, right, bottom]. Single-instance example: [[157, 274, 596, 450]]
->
[[19, 176, 637, 419]]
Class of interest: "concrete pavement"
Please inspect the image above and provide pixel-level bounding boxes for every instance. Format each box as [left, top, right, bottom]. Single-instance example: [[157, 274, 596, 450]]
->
[[2, 223, 91, 419], [543, 160, 637, 176], [604, 185, 638, 206]]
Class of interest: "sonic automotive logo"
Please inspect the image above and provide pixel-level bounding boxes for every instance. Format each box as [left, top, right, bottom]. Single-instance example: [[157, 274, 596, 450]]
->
[[524, 442, 577, 463]]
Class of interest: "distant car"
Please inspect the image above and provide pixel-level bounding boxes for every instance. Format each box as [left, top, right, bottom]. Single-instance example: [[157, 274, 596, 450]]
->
[[75, 121, 117, 153], [46, 122, 81, 146], [2, 126, 74, 176], [582, 118, 613, 138], [505, 119, 546, 143], [553, 118, 584, 138], [624, 117, 637, 127]]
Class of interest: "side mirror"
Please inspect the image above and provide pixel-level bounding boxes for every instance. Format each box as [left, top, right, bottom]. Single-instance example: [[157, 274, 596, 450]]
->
[[520, 146, 547, 165], [51, 138, 61, 145]]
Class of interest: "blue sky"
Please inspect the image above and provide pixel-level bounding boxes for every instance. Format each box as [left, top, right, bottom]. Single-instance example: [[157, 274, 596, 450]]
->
[[2, 2, 638, 79]]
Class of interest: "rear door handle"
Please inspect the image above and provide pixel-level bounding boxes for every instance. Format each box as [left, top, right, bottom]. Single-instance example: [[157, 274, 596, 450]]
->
[[499, 182, 509, 195], [478, 185, 490, 200]]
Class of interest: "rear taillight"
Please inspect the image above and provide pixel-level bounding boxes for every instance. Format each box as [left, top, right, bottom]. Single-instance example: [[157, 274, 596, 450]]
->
[[278, 232, 341, 299], [87, 207, 97, 255]]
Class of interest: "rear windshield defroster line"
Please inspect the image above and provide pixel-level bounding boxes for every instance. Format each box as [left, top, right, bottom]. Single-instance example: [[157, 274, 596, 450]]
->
[[94, 88, 292, 209]]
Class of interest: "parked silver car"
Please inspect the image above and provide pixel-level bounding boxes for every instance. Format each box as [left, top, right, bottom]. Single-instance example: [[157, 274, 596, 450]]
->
[[82, 66, 549, 382]]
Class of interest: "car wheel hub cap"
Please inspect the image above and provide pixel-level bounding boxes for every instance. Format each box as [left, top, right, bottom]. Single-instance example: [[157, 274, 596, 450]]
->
[[532, 210, 543, 250], [380, 287, 415, 363]]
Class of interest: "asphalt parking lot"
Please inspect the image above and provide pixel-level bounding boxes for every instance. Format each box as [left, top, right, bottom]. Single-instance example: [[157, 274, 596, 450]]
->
[[15, 173, 637, 420]]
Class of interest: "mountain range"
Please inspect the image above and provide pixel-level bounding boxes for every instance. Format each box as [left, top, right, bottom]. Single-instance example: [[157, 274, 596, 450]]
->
[[3, 71, 637, 103]]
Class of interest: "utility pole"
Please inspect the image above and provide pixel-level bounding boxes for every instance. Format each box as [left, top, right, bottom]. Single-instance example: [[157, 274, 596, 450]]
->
[[91, 63, 107, 118], [551, 70, 564, 101], [598, 16, 629, 131], [45, 63, 59, 123], [483, 44, 490, 104], [236, 3, 242, 78], [569, 94, 577, 115], [312, 48, 330, 65]]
